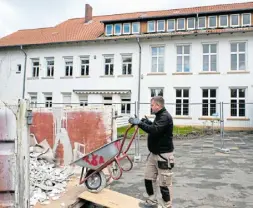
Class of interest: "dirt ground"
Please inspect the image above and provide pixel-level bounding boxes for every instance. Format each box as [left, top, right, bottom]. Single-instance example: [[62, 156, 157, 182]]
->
[[108, 132, 253, 208]]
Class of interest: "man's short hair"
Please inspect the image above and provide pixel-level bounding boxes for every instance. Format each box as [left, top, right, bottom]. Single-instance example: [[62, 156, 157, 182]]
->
[[151, 96, 164, 107]]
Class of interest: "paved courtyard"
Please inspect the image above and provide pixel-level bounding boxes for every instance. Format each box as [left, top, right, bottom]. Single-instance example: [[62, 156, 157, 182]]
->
[[109, 132, 253, 208]]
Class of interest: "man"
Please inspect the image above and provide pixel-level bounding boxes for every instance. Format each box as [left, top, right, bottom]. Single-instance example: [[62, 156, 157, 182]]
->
[[128, 96, 174, 208]]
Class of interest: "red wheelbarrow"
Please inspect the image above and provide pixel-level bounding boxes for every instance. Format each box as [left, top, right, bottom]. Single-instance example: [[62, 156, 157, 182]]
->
[[71, 124, 139, 193]]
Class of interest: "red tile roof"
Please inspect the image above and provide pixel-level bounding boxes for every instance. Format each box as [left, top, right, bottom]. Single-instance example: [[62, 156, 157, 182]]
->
[[0, 1, 253, 47]]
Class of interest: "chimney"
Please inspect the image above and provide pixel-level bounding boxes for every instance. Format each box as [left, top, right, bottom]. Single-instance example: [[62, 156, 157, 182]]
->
[[85, 4, 93, 23]]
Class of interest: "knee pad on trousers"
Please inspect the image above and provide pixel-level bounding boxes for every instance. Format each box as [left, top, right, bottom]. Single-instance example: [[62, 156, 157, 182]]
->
[[145, 179, 154, 196], [160, 186, 170, 202]]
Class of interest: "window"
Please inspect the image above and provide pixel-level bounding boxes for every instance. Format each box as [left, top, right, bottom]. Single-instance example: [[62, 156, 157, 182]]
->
[[176, 45, 190, 72], [121, 97, 131, 114], [198, 17, 206, 29], [17, 64, 21, 73], [208, 16, 217, 28], [103, 96, 112, 105], [150, 88, 163, 97], [230, 88, 246, 117], [167, 19, 175, 31], [187, 18, 195, 30], [79, 95, 88, 106], [62, 93, 71, 107], [219, 15, 228, 27], [175, 89, 189, 116], [242, 13, 251, 26], [32, 59, 39, 78], [44, 94, 52, 108], [202, 89, 217, 116], [151, 46, 164, 72], [177, 18, 185, 30], [29, 93, 37, 108], [231, 14, 239, 27], [105, 25, 113, 36], [80, 57, 89, 76], [46, 58, 54, 77], [157, 20, 165, 32], [104, 56, 114, 75], [132, 22, 140, 34], [202, 44, 217, 72], [148, 21, 155, 32], [122, 55, 132, 75], [230, 42, 246, 71], [114, 24, 122, 35], [123, 23, 130, 34], [64, 57, 73, 76]]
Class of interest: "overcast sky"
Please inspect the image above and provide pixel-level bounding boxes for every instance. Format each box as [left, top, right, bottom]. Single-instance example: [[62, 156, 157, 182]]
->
[[0, 0, 251, 38]]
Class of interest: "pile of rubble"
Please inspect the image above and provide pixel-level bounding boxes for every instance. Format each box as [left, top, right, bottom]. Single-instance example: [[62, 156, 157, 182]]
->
[[29, 136, 74, 206]]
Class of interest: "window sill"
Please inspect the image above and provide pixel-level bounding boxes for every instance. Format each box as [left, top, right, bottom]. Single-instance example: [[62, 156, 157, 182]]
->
[[60, 76, 73, 79], [227, 117, 250, 121], [198, 117, 220, 121], [199, 72, 220, 75], [173, 116, 192, 120], [100, 75, 115, 78], [27, 77, 39, 80], [42, 77, 54, 79], [117, 75, 133, 77], [147, 73, 167, 76], [227, 71, 250, 74], [172, 72, 193, 75], [76, 76, 90, 78]]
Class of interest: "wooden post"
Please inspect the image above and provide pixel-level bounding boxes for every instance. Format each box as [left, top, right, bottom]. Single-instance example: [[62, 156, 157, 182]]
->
[[16, 99, 30, 208]]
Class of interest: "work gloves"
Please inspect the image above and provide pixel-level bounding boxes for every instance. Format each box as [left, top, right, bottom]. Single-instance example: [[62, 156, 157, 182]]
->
[[128, 117, 141, 125]]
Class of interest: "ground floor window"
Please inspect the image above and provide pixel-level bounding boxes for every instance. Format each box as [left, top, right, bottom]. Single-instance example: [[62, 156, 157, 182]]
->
[[121, 96, 131, 114], [175, 88, 189, 116], [202, 89, 217, 116], [230, 88, 246, 117]]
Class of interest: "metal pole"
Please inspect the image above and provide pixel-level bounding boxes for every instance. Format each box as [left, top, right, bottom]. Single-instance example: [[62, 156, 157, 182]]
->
[[20, 46, 27, 99]]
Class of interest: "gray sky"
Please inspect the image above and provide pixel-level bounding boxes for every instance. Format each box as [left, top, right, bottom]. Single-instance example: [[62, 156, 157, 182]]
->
[[0, 0, 251, 38]]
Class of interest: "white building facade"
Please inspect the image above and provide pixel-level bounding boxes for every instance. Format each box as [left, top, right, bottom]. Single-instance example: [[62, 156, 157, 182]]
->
[[0, 2, 253, 128]]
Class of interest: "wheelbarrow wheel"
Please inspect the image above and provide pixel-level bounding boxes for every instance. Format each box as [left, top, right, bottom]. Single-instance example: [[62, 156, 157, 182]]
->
[[84, 169, 107, 193]]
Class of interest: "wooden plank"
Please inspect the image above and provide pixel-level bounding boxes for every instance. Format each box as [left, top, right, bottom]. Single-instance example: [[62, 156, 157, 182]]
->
[[79, 188, 144, 208]]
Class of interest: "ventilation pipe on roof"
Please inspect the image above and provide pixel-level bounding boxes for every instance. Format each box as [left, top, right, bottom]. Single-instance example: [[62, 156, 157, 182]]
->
[[20, 45, 27, 99], [85, 4, 93, 23]]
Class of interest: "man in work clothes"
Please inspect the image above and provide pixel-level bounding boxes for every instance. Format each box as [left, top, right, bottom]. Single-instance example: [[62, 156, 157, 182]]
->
[[128, 96, 174, 208]]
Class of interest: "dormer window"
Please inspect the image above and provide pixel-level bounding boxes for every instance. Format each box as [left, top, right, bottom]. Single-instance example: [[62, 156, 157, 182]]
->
[[157, 20, 165, 32], [105, 24, 113, 36], [219, 15, 228, 27], [187, 18, 195, 30], [123, 23, 131, 34], [132, 22, 140, 34], [177, 18, 185, 30], [167, 19, 175, 31], [148, 21, 155, 32], [231, 14, 239, 27], [208, 16, 217, 28], [114, 24, 122, 35], [242, 13, 251, 26], [198, 17, 206, 29]]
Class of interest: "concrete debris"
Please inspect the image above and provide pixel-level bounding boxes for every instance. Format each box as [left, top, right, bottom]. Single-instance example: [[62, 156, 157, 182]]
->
[[29, 139, 74, 207]]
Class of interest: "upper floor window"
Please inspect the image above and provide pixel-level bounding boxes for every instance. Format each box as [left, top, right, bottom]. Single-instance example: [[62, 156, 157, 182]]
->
[[148, 21, 155, 32], [114, 24, 122, 35], [105, 24, 113, 36], [198, 17, 206, 29], [46, 58, 54, 77], [132, 22, 140, 34], [157, 20, 165, 32], [242, 13, 251, 26], [32, 59, 39, 78], [219, 15, 228, 27], [177, 18, 185, 30], [167, 19, 175, 31], [176, 45, 190, 72], [151, 46, 164, 72], [104, 56, 114, 75], [64, 57, 73, 77], [230, 42, 246, 71], [208, 16, 217, 28], [187, 18, 195, 30], [203, 43, 217, 72], [80, 56, 89, 76], [231, 14, 239, 27], [230, 88, 246, 117], [123, 23, 131, 34], [122, 54, 132, 75]]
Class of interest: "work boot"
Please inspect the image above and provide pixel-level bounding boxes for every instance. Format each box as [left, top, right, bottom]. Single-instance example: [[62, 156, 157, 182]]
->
[[158, 200, 172, 208], [145, 195, 158, 206]]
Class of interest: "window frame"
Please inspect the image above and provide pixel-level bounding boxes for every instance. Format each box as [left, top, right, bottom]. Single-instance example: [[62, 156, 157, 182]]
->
[[230, 14, 240, 27], [176, 44, 191, 73], [177, 18, 185, 30], [147, 21, 156, 33], [114, 23, 122, 35], [167, 19, 175, 31], [230, 41, 247, 71], [104, 55, 114, 76], [219, 15, 228, 27], [198, 16, 206, 29], [121, 96, 131, 114], [187, 17, 195, 30], [44, 93, 53, 108], [105, 24, 113, 36], [230, 88, 246, 117], [80, 56, 90, 76], [175, 88, 190, 116], [242, 13, 251, 26], [31, 58, 40, 78], [208, 16, 217, 28], [64, 57, 73, 77], [151, 45, 165, 73], [45, 57, 54, 77], [121, 54, 132, 75], [202, 43, 218, 72], [132, 22, 140, 34], [157, 20, 165, 32], [123, 23, 131, 34], [201, 88, 217, 117]]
